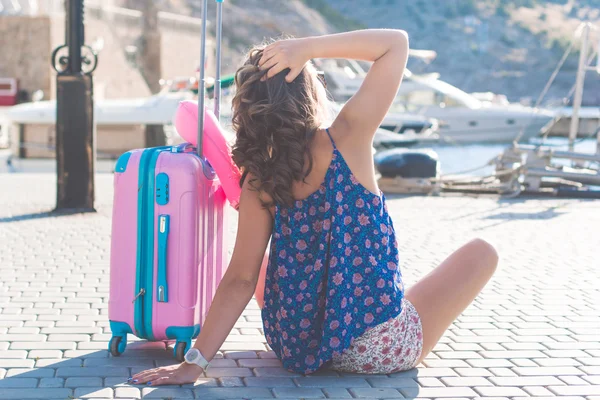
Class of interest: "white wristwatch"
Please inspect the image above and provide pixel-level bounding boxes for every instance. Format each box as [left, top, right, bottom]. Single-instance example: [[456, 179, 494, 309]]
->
[[184, 348, 210, 370]]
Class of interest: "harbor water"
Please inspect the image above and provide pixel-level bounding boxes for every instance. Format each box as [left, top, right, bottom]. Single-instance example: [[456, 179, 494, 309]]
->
[[418, 137, 599, 177], [1, 137, 598, 181]]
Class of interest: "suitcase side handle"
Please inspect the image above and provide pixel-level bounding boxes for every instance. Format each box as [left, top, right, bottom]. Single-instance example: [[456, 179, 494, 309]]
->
[[172, 143, 195, 153], [157, 214, 170, 302]]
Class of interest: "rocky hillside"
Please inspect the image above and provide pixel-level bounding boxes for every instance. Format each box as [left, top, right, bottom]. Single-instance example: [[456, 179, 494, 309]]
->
[[324, 0, 600, 105], [118, 0, 336, 74], [118, 0, 600, 105]]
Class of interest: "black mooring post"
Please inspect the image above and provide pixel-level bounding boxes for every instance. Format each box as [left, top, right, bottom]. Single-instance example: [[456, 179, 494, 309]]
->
[[54, 0, 96, 211]]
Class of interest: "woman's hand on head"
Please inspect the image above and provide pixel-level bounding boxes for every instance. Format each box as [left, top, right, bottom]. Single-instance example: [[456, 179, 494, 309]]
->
[[129, 363, 203, 386], [259, 38, 311, 83]]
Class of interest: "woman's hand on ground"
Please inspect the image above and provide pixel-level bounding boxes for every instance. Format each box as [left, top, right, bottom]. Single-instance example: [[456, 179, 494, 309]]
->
[[259, 38, 311, 82], [129, 363, 203, 386]]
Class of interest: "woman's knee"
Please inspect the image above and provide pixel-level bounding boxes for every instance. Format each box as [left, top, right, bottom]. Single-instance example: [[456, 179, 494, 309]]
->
[[467, 238, 499, 274]]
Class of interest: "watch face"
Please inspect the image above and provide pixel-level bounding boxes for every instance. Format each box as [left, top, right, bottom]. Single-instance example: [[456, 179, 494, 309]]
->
[[185, 348, 199, 363]]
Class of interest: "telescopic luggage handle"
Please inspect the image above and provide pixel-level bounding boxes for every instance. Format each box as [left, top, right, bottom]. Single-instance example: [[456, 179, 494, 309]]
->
[[197, 0, 224, 158]]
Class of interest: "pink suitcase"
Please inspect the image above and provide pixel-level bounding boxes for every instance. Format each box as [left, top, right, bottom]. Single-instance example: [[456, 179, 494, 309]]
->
[[108, 146, 229, 360], [108, 0, 229, 361]]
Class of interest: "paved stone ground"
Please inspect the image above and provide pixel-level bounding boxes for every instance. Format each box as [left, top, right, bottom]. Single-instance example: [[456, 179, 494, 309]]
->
[[0, 173, 599, 400]]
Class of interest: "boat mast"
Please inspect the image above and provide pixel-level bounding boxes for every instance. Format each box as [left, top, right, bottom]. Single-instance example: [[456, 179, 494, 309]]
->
[[568, 23, 599, 153]]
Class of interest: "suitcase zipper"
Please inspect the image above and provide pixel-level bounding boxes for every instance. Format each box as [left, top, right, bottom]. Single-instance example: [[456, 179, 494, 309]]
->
[[134, 148, 152, 338], [132, 288, 145, 303], [135, 147, 168, 340]]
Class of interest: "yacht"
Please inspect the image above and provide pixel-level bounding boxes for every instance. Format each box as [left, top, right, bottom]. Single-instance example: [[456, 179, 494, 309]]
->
[[319, 58, 555, 144], [7, 90, 192, 126]]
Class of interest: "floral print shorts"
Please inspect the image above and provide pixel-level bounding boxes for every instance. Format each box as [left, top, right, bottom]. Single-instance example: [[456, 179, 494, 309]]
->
[[331, 298, 423, 374]]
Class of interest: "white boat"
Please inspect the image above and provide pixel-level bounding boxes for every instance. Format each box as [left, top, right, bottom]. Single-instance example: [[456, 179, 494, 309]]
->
[[392, 71, 555, 143], [7, 91, 192, 126], [319, 58, 555, 144]]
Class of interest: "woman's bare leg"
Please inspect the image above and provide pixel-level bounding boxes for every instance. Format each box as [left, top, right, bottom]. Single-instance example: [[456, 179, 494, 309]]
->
[[404, 238, 499, 364]]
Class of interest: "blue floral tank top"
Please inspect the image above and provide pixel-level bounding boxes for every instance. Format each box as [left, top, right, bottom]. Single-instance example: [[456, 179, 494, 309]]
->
[[262, 129, 404, 374]]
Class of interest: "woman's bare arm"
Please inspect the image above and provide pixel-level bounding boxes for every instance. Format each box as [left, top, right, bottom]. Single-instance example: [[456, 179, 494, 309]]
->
[[260, 29, 409, 140], [131, 179, 272, 386]]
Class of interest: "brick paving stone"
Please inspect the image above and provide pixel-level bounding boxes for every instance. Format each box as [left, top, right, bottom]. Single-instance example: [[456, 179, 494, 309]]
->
[[272, 387, 325, 398], [368, 377, 419, 388], [509, 358, 539, 367], [85, 357, 154, 368], [4, 367, 56, 377], [548, 386, 600, 396], [217, 377, 244, 387], [465, 359, 516, 368], [321, 388, 353, 398], [480, 343, 507, 351], [583, 376, 600, 385], [114, 387, 141, 398], [295, 377, 370, 388], [243, 377, 295, 387], [10, 342, 76, 350], [0, 388, 73, 399], [479, 350, 547, 358], [65, 377, 104, 387], [474, 386, 529, 397], [421, 359, 470, 368], [141, 387, 194, 398], [238, 358, 283, 368], [223, 351, 258, 359], [544, 350, 591, 358], [535, 357, 582, 367], [514, 397, 585, 400], [560, 375, 592, 385], [39, 378, 65, 388], [436, 351, 481, 359], [27, 350, 63, 359], [257, 351, 278, 359], [193, 387, 274, 398], [523, 386, 556, 396], [0, 350, 28, 359], [489, 376, 564, 386], [0, 377, 39, 388], [400, 368, 451, 378], [400, 386, 478, 398], [308, 368, 340, 377], [36, 357, 83, 367], [56, 366, 130, 377], [0, 359, 35, 368], [581, 367, 600, 375], [350, 388, 403, 398], [453, 368, 494, 377], [415, 377, 445, 387], [514, 366, 585, 376], [204, 367, 254, 378], [73, 387, 114, 398], [441, 377, 493, 386], [254, 367, 302, 377]]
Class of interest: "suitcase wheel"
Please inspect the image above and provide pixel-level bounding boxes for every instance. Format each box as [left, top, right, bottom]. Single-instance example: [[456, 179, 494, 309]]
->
[[109, 336, 126, 357], [174, 341, 187, 362]]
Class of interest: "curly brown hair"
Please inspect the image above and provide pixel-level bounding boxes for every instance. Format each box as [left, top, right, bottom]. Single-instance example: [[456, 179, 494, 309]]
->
[[231, 46, 330, 208]]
